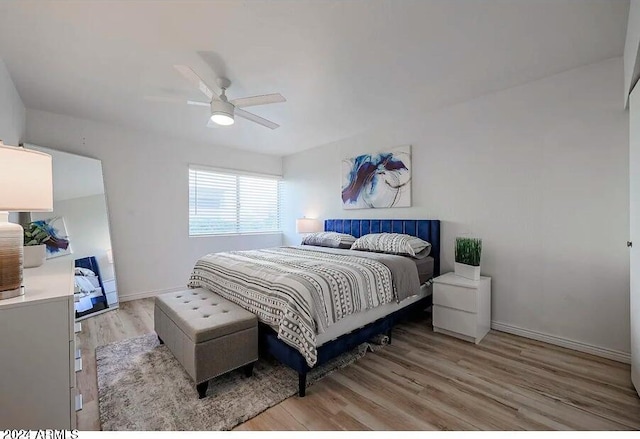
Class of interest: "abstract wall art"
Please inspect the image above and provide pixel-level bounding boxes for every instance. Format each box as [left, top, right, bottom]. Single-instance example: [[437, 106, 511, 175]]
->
[[341, 145, 411, 209], [31, 216, 72, 259]]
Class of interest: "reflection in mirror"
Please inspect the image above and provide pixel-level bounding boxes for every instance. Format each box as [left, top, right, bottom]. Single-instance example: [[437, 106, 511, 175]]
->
[[26, 144, 118, 320]]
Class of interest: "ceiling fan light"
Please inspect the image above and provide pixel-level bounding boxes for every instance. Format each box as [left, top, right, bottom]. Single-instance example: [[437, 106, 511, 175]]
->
[[210, 100, 235, 126], [210, 113, 234, 125]]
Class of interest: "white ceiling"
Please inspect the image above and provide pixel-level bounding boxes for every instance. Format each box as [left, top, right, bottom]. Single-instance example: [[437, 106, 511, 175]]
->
[[0, 0, 629, 156]]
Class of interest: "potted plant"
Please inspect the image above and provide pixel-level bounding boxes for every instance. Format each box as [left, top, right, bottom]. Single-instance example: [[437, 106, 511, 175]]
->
[[23, 221, 51, 268], [454, 237, 482, 281]]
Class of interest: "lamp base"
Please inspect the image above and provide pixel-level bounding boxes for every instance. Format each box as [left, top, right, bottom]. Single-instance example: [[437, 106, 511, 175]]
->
[[0, 211, 24, 300], [0, 286, 24, 300]]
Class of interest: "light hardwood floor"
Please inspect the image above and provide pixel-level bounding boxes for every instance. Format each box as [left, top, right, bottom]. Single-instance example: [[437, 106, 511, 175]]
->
[[75, 299, 640, 431]]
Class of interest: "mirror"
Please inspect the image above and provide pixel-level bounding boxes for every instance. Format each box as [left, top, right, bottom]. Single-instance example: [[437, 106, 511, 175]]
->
[[26, 144, 118, 320]]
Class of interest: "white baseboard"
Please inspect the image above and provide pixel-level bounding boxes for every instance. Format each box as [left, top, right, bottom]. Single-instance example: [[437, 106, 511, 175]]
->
[[119, 286, 185, 303], [491, 320, 631, 364]]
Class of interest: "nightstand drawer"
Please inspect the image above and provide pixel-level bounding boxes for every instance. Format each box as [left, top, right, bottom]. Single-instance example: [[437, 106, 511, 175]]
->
[[434, 283, 477, 313], [103, 278, 116, 294], [68, 297, 75, 340], [433, 305, 476, 337]]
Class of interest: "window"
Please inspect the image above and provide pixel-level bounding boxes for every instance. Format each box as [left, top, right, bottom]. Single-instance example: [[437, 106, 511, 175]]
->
[[189, 166, 281, 236]]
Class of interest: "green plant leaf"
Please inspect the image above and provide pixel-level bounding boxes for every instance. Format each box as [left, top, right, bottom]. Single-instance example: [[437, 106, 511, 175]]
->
[[23, 222, 54, 246], [455, 237, 482, 266]]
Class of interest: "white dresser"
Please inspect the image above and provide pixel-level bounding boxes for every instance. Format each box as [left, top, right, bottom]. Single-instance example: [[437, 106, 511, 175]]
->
[[0, 260, 79, 429], [432, 272, 492, 344]]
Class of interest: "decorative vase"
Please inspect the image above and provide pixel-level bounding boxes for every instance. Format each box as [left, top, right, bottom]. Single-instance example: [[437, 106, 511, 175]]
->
[[23, 244, 46, 268], [454, 262, 480, 281]]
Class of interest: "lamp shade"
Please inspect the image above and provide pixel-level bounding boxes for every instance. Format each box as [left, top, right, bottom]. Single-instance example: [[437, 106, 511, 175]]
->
[[0, 143, 53, 211], [296, 218, 322, 234]]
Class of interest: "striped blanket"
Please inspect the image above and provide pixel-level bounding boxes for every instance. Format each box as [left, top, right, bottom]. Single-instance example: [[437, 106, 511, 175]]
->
[[188, 246, 395, 366]]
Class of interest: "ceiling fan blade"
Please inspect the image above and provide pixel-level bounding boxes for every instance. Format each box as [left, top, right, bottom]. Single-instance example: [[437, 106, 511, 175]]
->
[[187, 100, 210, 107], [173, 65, 219, 101], [235, 108, 280, 129], [230, 93, 286, 108], [144, 96, 209, 108]]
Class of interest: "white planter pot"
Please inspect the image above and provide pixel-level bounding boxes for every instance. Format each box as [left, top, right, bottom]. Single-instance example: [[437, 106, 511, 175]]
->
[[454, 262, 480, 281], [24, 244, 46, 268]]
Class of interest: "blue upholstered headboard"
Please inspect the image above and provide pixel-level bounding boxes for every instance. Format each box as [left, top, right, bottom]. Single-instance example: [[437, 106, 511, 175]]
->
[[324, 219, 441, 276]]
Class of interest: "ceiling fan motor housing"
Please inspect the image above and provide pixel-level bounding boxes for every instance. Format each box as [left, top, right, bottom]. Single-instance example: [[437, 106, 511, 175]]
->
[[217, 77, 232, 90], [210, 100, 235, 125]]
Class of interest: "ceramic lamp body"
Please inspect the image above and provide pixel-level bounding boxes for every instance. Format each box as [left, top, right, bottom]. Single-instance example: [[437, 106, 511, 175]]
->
[[0, 212, 24, 298]]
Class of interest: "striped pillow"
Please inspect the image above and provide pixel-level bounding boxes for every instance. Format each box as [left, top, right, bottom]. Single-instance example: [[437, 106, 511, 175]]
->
[[301, 232, 356, 249], [350, 233, 430, 257]]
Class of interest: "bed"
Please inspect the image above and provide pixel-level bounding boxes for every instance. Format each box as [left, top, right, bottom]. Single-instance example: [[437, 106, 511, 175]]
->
[[74, 256, 109, 319], [189, 218, 440, 396]]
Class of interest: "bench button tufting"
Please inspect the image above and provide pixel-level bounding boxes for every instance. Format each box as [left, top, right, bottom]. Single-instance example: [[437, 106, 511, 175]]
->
[[222, 310, 228, 313], [212, 303, 217, 306], [193, 307, 198, 310], [201, 298, 206, 300], [184, 301, 190, 303], [203, 315, 210, 318], [176, 295, 182, 298]]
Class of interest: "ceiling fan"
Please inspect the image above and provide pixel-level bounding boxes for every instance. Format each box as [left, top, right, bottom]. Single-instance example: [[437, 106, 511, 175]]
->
[[147, 65, 286, 129]]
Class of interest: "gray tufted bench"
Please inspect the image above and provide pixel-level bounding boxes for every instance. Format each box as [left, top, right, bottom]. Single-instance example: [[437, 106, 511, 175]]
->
[[154, 287, 258, 398]]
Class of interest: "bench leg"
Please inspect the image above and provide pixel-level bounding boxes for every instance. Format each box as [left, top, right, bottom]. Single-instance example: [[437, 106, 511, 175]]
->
[[386, 328, 392, 345], [157, 335, 164, 345], [196, 381, 209, 399], [243, 362, 255, 377], [298, 372, 307, 397]]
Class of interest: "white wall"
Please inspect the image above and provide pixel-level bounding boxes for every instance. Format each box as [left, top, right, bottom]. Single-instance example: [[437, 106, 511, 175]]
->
[[32, 194, 115, 281], [282, 57, 630, 357], [0, 58, 25, 145], [625, 0, 640, 106], [26, 110, 283, 300]]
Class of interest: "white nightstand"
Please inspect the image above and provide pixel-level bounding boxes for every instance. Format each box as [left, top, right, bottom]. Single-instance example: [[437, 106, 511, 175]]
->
[[432, 272, 491, 344], [103, 278, 118, 306]]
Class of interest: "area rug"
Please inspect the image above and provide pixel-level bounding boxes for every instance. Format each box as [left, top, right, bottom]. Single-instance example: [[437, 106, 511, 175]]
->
[[96, 333, 385, 430]]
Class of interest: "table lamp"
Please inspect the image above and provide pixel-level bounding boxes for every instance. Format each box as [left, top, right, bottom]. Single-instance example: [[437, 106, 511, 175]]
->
[[0, 142, 53, 299], [295, 217, 322, 234]]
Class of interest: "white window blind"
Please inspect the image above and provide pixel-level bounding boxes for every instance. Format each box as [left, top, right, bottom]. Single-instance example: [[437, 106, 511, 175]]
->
[[189, 166, 281, 236]]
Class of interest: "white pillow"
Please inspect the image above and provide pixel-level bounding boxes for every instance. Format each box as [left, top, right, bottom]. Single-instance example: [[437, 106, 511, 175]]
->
[[75, 267, 96, 277], [301, 232, 356, 249], [350, 233, 430, 257], [75, 276, 96, 294]]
